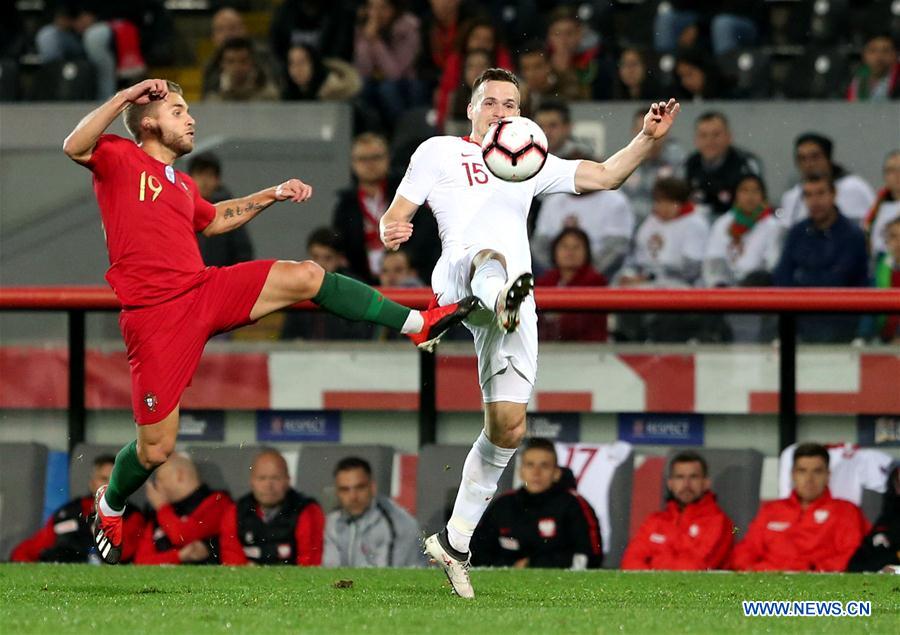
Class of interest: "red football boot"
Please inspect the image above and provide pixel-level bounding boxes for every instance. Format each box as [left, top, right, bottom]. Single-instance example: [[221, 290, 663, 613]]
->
[[408, 296, 478, 352], [91, 485, 123, 564]]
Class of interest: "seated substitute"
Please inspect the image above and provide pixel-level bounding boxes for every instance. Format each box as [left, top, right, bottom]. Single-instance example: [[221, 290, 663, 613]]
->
[[731, 443, 870, 572], [11, 455, 144, 563], [470, 438, 602, 569], [621, 450, 733, 570], [219, 449, 324, 566], [847, 460, 900, 572], [134, 454, 235, 565], [323, 457, 423, 568]]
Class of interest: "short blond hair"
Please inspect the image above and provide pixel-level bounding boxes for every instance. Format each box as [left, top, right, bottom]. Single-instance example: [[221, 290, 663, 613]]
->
[[123, 81, 183, 141]]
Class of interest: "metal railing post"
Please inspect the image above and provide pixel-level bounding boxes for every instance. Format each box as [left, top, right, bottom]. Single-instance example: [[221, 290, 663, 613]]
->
[[67, 310, 86, 453], [778, 313, 797, 450], [418, 349, 437, 447]]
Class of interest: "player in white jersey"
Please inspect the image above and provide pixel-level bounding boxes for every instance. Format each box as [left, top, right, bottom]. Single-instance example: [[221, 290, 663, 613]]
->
[[380, 68, 680, 598]]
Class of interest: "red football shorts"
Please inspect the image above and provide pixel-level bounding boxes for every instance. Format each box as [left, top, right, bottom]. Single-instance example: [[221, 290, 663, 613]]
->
[[119, 260, 276, 424]]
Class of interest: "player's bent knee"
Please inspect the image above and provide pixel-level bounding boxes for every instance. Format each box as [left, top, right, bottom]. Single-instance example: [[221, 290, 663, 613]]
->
[[290, 260, 325, 299], [137, 438, 176, 468]]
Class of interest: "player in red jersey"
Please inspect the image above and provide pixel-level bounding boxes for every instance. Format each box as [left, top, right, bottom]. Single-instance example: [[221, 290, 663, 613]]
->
[[63, 78, 476, 564]]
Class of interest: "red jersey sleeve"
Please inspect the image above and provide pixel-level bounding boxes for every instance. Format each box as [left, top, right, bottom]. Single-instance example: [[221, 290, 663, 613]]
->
[[182, 173, 216, 232], [120, 509, 147, 563], [659, 512, 734, 570], [218, 503, 248, 566], [730, 506, 771, 571], [295, 503, 325, 566], [85, 134, 131, 177], [816, 504, 871, 572], [620, 515, 657, 570], [133, 518, 180, 565], [155, 492, 231, 547], [9, 517, 57, 562]]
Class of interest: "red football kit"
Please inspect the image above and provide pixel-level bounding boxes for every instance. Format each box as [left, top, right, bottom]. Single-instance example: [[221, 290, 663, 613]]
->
[[86, 134, 274, 423], [621, 492, 734, 570], [730, 488, 871, 572]]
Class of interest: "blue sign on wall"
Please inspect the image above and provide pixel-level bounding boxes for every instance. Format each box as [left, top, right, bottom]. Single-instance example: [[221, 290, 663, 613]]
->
[[618, 413, 704, 446], [527, 412, 581, 442], [178, 410, 225, 441], [858, 415, 900, 447], [256, 410, 341, 442]]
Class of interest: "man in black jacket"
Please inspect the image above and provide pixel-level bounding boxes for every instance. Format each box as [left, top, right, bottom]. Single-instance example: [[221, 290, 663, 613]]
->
[[847, 460, 900, 573], [684, 111, 761, 217], [470, 437, 602, 569]]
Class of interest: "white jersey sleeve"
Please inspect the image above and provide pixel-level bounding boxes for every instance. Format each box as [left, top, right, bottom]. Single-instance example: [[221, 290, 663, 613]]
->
[[396, 138, 445, 205], [534, 154, 582, 197]]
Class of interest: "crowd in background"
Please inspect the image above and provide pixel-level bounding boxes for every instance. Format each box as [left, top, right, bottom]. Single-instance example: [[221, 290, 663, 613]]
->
[[3, 1, 900, 344], [10, 442, 900, 574]]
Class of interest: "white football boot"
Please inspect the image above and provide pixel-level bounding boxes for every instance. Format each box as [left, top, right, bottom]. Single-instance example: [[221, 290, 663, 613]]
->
[[424, 531, 475, 599], [495, 273, 534, 333]]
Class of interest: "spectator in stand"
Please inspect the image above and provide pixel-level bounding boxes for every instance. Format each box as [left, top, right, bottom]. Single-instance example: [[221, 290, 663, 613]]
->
[[332, 133, 395, 282], [778, 132, 876, 229], [11, 455, 144, 563], [847, 461, 900, 572], [533, 99, 594, 161], [281, 227, 373, 340], [419, 0, 478, 91], [470, 438, 603, 569], [653, 1, 758, 56], [536, 228, 608, 342], [613, 47, 660, 101], [517, 42, 560, 116], [545, 7, 600, 102], [380, 249, 423, 288], [684, 111, 761, 218], [204, 37, 280, 101], [354, 0, 424, 128], [203, 8, 281, 99], [189, 153, 255, 268], [134, 454, 236, 565], [323, 457, 423, 567], [868, 217, 900, 344], [622, 108, 687, 223], [731, 443, 870, 572], [219, 450, 325, 566], [773, 174, 868, 343], [619, 177, 709, 289], [673, 48, 727, 101], [441, 48, 492, 134], [864, 150, 900, 258], [703, 174, 780, 288], [847, 33, 900, 102], [282, 43, 362, 101], [622, 451, 733, 570], [270, 0, 356, 63], [435, 18, 513, 129]]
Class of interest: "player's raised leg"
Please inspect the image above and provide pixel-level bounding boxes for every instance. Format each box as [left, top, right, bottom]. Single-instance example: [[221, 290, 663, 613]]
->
[[425, 399, 527, 599], [93, 405, 181, 563], [470, 250, 534, 333], [249, 259, 477, 349]]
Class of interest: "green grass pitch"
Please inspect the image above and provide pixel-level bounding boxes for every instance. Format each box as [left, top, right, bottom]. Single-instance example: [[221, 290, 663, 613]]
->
[[1, 565, 898, 634]]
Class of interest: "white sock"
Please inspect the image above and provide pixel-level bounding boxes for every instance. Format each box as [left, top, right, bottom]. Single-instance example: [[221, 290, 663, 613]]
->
[[446, 430, 517, 554], [401, 311, 425, 334], [470, 259, 507, 313], [99, 493, 124, 517]]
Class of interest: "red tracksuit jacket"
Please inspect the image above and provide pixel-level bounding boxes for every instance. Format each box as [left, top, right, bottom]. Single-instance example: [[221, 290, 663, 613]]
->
[[621, 492, 734, 570], [730, 488, 870, 572]]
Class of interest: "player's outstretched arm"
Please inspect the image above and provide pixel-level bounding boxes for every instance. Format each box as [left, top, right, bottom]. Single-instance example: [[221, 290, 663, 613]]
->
[[62, 79, 170, 165], [379, 194, 419, 251], [203, 179, 312, 236], [574, 99, 680, 194]]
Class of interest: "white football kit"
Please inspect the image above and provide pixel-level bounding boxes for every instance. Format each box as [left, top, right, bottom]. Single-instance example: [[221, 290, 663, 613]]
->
[[703, 213, 782, 286], [396, 135, 582, 401]]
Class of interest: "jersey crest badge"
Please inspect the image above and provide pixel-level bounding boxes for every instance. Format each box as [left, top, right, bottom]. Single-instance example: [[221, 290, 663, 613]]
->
[[165, 165, 176, 184], [143, 392, 158, 413], [813, 509, 830, 524], [688, 523, 700, 538], [538, 518, 557, 538]]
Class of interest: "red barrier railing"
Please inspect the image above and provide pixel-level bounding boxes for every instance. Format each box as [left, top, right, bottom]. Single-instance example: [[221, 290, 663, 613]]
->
[[1, 286, 899, 451]]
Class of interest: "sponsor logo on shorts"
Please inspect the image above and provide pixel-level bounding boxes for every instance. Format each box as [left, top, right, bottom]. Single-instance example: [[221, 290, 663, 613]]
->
[[144, 392, 158, 413]]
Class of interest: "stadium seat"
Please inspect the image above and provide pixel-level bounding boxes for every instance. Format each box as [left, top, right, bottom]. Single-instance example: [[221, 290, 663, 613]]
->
[[415, 444, 515, 536], [0, 59, 19, 101], [29, 60, 97, 101], [0, 442, 48, 560], [296, 444, 395, 513], [185, 445, 275, 500], [69, 443, 147, 509], [807, 0, 851, 45], [853, 0, 900, 46], [780, 48, 851, 99], [717, 48, 772, 99], [662, 448, 764, 536]]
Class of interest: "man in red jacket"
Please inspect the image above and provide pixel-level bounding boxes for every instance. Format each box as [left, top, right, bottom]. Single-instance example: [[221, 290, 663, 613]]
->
[[731, 442, 870, 572], [219, 449, 324, 566], [621, 450, 733, 570], [11, 455, 144, 563], [134, 454, 235, 564]]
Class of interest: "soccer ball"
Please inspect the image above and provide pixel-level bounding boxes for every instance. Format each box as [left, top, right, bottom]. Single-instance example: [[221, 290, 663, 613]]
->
[[481, 116, 549, 182]]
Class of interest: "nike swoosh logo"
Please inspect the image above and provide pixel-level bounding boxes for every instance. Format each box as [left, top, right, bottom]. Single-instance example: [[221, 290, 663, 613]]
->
[[461, 152, 479, 157]]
